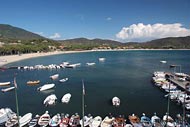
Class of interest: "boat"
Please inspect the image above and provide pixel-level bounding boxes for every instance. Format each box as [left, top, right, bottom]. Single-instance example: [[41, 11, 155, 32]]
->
[[28, 114, 40, 127], [38, 111, 51, 127], [101, 114, 115, 127], [59, 114, 70, 127], [0, 108, 15, 125], [99, 58, 106, 62], [128, 114, 142, 127], [80, 114, 93, 127], [37, 83, 55, 91], [151, 113, 163, 127], [113, 115, 126, 127], [49, 113, 61, 127], [65, 63, 81, 68], [5, 114, 19, 127], [43, 94, 57, 106], [50, 74, 59, 80], [69, 113, 80, 127], [27, 80, 40, 85], [1, 86, 15, 92], [61, 93, 71, 104], [86, 62, 96, 66], [160, 61, 167, 63], [140, 113, 152, 127], [19, 113, 32, 127], [162, 113, 175, 127], [0, 81, 11, 86], [112, 97, 120, 106], [90, 116, 102, 127], [59, 78, 69, 83]]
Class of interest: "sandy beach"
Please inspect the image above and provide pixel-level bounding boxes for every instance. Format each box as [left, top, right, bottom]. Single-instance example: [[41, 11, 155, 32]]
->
[[0, 50, 91, 67]]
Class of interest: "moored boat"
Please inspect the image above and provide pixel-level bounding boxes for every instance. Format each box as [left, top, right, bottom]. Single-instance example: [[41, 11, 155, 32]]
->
[[128, 114, 142, 127], [38, 111, 51, 127], [151, 113, 163, 127], [49, 113, 61, 127], [27, 80, 40, 85], [80, 114, 93, 127], [61, 93, 71, 104], [19, 113, 32, 127], [162, 113, 175, 127], [112, 97, 120, 106], [0, 108, 15, 125], [1, 86, 15, 92], [50, 74, 59, 80], [101, 114, 115, 127], [0, 81, 11, 86], [37, 83, 55, 91], [5, 114, 19, 127], [113, 115, 126, 127], [59, 78, 69, 83], [86, 62, 96, 66], [59, 114, 70, 127], [140, 113, 152, 127], [43, 94, 57, 106], [99, 58, 106, 62], [28, 114, 40, 127], [90, 116, 102, 127], [69, 113, 80, 127]]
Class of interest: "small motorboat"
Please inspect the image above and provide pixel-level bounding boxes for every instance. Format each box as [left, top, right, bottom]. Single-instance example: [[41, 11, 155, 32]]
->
[[61, 93, 71, 104], [19, 113, 32, 127], [86, 62, 96, 66], [80, 114, 93, 127], [37, 83, 55, 91], [90, 116, 102, 127], [140, 113, 152, 127], [1, 87, 15, 92], [112, 97, 120, 106], [0, 81, 11, 86], [113, 115, 126, 127], [27, 80, 40, 85], [43, 94, 57, 106], [49, 113, 61, 127], [69, 113, 80, 127], [99, 58, 106, 62], [151, 113, 163, 127], [59, 78, 69, 83], [5, 114, 19, 127], [50, 74, 59, 80], [162, 113, 175, 127], [101, 114, 115, 127], [0, 108, 15, 125], [160, 61, 167, 64], [28, 114, 40, 127], [128, 114, 142, 127], [59, 114, 70, 127], [38, 111, 51, 127]]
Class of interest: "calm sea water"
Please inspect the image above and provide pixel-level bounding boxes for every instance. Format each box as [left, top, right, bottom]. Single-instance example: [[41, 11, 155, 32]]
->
[[1, 50, 190, 119]]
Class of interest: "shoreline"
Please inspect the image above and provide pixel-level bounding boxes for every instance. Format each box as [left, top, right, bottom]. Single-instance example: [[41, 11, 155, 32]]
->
[[0, 49, 190, 67]]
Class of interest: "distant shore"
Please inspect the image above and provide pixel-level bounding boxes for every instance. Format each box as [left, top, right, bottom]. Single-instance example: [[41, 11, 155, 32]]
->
[[0, 49, 190, 67]]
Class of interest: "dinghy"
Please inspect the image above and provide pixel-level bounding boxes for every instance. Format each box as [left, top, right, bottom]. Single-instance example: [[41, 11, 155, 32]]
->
[[1, 87, 15, 92], [49, 114, 61, 127], [112, 97, 120, 106], [50, 74, 59, 80], [69, 113, 80, 127], [37, 83, 55, 91], [80, 114, 93, 127], [59, 78, 69, 83], [90, 116, 102, 127], [5, 114, 19, 127], [43, 94, 57, 106], [28, 114, 40, 127], [101, 114, 115, 127], [38, 111, 51, 127], [19, 113, 32, 127], [61, 93, 71, 104]]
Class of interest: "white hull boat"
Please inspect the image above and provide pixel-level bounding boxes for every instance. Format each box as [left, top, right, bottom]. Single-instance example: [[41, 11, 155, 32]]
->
[[80, 115, 93, 127], [19, 113, 32, 127], [38, 111, 50, 127], [49, 114, 61, 126], [44, 94, 57, 106], [112, 97, 120, 106], [99, 58, 105, 62], [5, 114, 19, 127], [0, 108, 15, 125], [50, 74, 59, 80], [1, 87, 15, 92], [101, 116, 115, 127], [37, 83, 55, 91], [59, 78, 69, 83], [61, 93, 71, 103], [28, 114, 40, 127], [86, 63, 96, 66], [0, 81, 11, 86], [90, 116, 102, 127]]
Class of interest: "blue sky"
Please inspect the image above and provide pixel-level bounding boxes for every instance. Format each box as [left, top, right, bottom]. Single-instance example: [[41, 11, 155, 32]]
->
[[0, 0, 190, 42]]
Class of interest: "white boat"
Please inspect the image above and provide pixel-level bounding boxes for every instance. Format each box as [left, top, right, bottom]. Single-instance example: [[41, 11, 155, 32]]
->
[[86, 62, 96, 66], [80, 114, 93, 127], [49, 113, 61, 127], [99, 58, 106, 62], [0, 108, 15, 125], [19, 113, 32, 127], [5, 114, 19, 127], [101, 115, 115, 127], [90, 116, 102, 127], [69, 113, 80, 127], [61, 93, 71, 103], [160, 61, 167, 63], [59, 114, 70, 127], [151, 113, 163, 127], [28, 114, 40, 127], [65, 63, 81, 68], [0, 81, 11, 86], [50, 74, 59, 80], [162, 114, 175, 127], [59, 78, 69, 83], [1, 87, 15, 92], [37, 83, 55, 91], [38, 111, 50, 127], [112, 97, 120, 106], [43, 94, 57, 106]]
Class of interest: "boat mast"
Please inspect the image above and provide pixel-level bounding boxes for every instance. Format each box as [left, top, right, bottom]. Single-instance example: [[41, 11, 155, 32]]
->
[[165, 80, 171, 127], [82, 80, 85, 127], [14, 77, 20, 127]]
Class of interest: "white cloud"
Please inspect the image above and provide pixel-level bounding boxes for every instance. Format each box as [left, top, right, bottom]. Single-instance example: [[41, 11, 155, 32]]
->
[[106, 17, 112, 21], [116, 23, 190, 42], [49, 33, 61, 39]]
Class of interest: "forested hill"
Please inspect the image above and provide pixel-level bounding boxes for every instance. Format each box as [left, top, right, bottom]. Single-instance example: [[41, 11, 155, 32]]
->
[[0, 24, 44, 40]]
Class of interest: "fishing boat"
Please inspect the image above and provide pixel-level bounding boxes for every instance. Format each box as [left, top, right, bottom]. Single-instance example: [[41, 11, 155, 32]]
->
[[112, 97, 120, 106], [28, 114, 40, 127], [27, 80, 40, 85], [151, 113, 163, 127], [113, 115, 126, 127], [50, 74, 59, 80], [61, 93, 71, 104], [0, 108, 15, 125], [1, 86, 15, 92], [19, 113, 32, 127], [69, 113, 80, 127], [49, 114, 61, 127], [59, 78, 69, 83], [90, 116, 102, 127], [43, 94, 57, 106], [80, 114, 93, 127], [128, 114, 142, 127], [38, 111, 51, 127], [0, 81, 11, 86], [37, 83, 55, 91], [5, 114, 19, 127], [140, 113, 152, 127], [101, 114, 115, 127], [59, 114, 70, 127]]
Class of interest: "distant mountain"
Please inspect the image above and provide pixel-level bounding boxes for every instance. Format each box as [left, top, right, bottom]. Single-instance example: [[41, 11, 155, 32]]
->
[[0, 24, 45, 40]]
